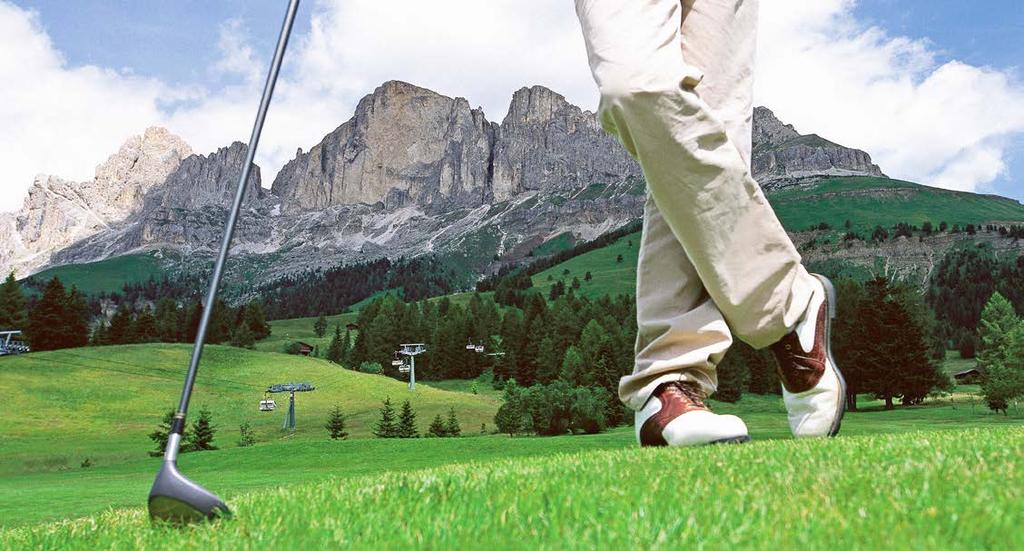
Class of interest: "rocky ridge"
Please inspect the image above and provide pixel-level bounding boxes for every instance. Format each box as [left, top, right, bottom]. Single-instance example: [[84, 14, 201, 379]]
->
[[3, 81, 891, 285]]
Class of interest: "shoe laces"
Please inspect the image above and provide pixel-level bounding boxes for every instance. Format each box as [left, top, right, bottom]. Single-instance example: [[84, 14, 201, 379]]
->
[[667, 381, 707, 409]]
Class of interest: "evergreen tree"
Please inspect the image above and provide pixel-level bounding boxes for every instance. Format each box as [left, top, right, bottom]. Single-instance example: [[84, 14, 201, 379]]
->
[[373, 397, 399, 438], [978, 293, 1024, 413], [148, 410, 177, 457], [230, 324, 256, 348], [63, 286, 90, 348], [494, 379, 526, 436], [90, 321, 109, 346], [341, 329, 352, 365], [244, 302, 271, 340], [427, 414, 448, 437], [570, 386, 610, 434], [186, 408, 218, 452], [444, 407, 461, 437], [314, 314, 328, 337], [325, 405, 349, 439], [397, 399, 419, 438], [0, 272, 28, 330], [154, 298, 181, 342], [108, 304, 135, 344], [133, 306, 159, 343], [559, 345, 587, 387], [27, 277, 69, 351], [326, 324, 345, 364]]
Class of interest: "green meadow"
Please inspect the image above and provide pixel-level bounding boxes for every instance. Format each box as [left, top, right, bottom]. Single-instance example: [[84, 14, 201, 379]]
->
[[2, 345, 1022, 545]]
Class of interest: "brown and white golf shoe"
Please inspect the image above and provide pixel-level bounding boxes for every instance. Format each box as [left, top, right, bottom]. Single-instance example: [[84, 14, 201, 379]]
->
[[769, 273, 847, 438], [636, 381, 750, 447]]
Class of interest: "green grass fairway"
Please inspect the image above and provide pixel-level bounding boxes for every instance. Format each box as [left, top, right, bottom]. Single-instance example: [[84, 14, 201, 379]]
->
[[25, 252, 169, 295], [3, 427, 1021, 549], [0, 345, 499, 476]]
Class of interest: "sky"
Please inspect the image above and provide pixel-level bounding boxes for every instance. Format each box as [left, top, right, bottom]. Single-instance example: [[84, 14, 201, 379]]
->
[[1, 0, 1022, 213]]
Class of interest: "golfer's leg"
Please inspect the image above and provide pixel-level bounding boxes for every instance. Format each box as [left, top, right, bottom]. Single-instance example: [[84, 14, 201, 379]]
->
[[620, 197, 731, 409], [576, 0, 816, 351]]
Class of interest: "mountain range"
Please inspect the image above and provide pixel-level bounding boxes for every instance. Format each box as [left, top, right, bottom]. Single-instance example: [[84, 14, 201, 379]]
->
[[0, 80, 979, 290]]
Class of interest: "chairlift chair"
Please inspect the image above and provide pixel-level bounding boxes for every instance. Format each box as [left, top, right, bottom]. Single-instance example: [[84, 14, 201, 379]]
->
[[474, 345, 485, 353], [465, 339, 475, 350], [258, 392, 277, 412]]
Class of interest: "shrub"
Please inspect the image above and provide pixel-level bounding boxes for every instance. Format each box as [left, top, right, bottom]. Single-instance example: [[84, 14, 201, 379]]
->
[[238, 422, 256, 447]]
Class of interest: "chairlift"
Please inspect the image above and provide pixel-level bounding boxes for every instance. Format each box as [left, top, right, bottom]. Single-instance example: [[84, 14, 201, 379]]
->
[[392, 359, 404, 367], [474, 345, 485, 353], [398, 366, 411, 374], [466, 339, 476, 350], [258, 391, 277, 412]]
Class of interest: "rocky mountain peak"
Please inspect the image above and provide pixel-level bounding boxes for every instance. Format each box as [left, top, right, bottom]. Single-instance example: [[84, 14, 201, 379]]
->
[[503, 85, 574, 125], [752, 107, 885, 188], [753, 107, 801, 146]]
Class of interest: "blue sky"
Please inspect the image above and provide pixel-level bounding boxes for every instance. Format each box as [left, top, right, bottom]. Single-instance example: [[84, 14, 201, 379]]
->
[[3, 0, 1023, 211]]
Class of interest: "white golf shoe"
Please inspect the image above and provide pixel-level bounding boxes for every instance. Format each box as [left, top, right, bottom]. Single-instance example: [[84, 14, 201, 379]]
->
[[769, 273, 847, 438], [636, 381, 750, 447]]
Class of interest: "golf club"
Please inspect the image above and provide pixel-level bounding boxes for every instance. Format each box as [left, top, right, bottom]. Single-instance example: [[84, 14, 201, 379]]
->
[[148, 0, 300, 524]]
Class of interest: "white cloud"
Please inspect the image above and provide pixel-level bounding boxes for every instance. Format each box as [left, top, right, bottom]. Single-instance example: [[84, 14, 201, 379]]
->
[[0, 1, 167, 212], [755, 0, 1024, 193], [2, 0, 1023, 214]]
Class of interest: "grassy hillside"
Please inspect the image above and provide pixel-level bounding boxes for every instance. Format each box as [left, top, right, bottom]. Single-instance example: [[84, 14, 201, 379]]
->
[[3, 427, 1022, 548], [0, 345, 500, 477], [770, 176, 1024, 231], [25, 252, 168, 295], [528, 177, 1024, 301]]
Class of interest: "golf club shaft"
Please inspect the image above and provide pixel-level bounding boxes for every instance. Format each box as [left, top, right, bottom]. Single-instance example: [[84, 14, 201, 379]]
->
[[167, 0, 300, 445]]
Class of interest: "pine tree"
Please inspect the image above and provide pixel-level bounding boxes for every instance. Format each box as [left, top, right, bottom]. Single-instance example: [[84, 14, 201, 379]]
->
[[108, 305, 135, 344], [27, 277, 69, 351], [230, 324, 255, 348], [63, 286, 90, 349], [154, 298, 181, 342], [314, 314, 328, 338], [373, 397, 399, 438], [133, 306, 159, 343], [427, 414, 448, 437], [186, 408, 218, 451], [148, 410, 177, 457], [244, 302, 271, 340], [444, 407, 461, 437], [397, 399, 419, 438], [0, 272, 28, 330], [327, 324, 344, 364], [978, 293, 1024, 413], [325, 405, 349, 439]]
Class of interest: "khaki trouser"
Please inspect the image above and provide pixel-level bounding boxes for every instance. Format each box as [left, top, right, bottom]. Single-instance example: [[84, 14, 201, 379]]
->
[[574, 0, 818, 410]]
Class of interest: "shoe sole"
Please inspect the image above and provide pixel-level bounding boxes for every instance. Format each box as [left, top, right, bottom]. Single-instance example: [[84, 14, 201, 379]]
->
[[710, 435, 751, 445], [813, 273, 847, 437]]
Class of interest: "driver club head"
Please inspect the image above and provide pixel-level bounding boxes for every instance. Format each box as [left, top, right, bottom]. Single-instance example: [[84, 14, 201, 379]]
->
[[148, 460, 231, 524]]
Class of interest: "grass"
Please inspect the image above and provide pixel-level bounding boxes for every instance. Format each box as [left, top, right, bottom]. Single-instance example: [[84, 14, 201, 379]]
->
[[3, 427, 1022, 549], [24, 252, 169, 295], [0, 345, 500, 477], [523, 176, 1024, 302], [770, 176, 1024, 232], [2, 370, 1021, 530]]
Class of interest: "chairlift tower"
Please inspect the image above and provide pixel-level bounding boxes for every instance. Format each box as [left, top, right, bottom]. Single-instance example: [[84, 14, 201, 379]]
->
[[397, 343, 426, 391], [265, 383, 315, 431]]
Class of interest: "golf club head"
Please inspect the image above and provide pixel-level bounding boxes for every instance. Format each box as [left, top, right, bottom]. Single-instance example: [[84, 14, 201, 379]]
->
[[148, 460, 230, 524]]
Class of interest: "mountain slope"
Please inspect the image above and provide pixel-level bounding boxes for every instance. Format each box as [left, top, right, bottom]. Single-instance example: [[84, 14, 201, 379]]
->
[[530, 176, 1024, 299]]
